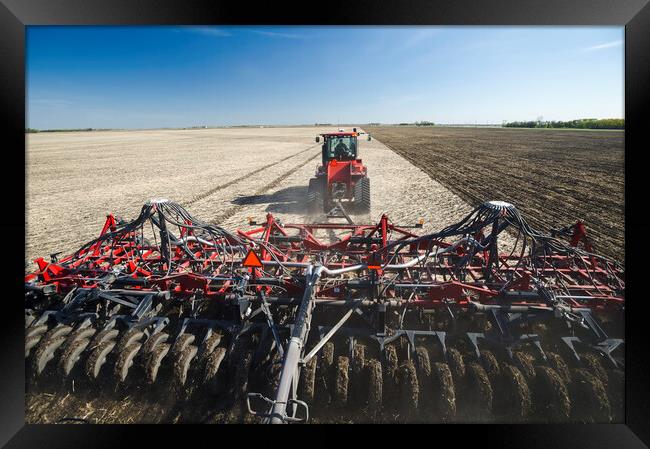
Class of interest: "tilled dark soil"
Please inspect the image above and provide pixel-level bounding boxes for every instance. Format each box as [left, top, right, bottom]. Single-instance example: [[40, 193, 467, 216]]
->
[[369, 126, 624, 263]]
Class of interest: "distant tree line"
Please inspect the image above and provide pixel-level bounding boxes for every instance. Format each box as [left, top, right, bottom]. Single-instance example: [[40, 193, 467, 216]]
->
[[395, 121, 436, 127], [503, 118, 624, 129], [26, 128, 97, 133]]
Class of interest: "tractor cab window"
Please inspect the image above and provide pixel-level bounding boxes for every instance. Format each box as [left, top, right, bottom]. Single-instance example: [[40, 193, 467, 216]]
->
[[326, 136, 357, 160]]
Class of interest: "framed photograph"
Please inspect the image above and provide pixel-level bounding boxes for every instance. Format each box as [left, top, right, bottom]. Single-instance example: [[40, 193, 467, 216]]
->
[[1, 0, 648, 447]]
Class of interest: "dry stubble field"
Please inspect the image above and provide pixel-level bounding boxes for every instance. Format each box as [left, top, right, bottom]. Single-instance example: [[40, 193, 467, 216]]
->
[[369, 126, 624, 263], [26, 127, 479, 271]]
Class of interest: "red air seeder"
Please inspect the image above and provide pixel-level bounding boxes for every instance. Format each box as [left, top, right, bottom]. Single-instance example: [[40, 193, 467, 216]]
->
[[25, 199, 624, 423]]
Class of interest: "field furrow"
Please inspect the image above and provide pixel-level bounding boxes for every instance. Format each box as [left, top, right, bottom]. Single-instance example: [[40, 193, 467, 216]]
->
[[370, 126, 624, 263]]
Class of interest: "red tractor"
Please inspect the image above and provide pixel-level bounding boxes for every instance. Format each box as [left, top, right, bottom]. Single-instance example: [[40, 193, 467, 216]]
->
[[308, 132, 370, 217]]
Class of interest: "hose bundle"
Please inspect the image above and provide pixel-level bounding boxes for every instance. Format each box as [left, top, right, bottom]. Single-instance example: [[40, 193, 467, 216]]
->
[[66, 199, 248, 277], [382, 200, 623, 293]]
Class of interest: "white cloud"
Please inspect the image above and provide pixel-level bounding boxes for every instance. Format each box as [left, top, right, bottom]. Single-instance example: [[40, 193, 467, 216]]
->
[[401, 29, 440, 49], [585, 40, 623, 51], [250, 30, 305, 40], [29, 98, 75, 108], [178, 26, 231, 37]]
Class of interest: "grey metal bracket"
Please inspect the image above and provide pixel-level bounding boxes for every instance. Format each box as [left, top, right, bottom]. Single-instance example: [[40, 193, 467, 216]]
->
[[594, 338, 624, 368], [131, 294, 153, 319], [502, 334, 545, 360], [466, 332, 485, 359], [246, 393, 309, 423], [373, 329, 447, 356], [474, 326, 545, 361], [562, 336, 582, 362], [33, 309, 98, 327], [562, 335, 623, 368], [575, 309, 609, 342]]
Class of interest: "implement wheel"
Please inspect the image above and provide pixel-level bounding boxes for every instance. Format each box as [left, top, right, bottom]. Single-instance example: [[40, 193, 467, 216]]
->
[[85, 340, 116, 381], [171, 334, 196, 359], [446, 348, 466, 383], [63, 326, 97, 350], [89, 328, 119, 348], [59, 338, 91, 377], [533, 366, 571, 422], [315, 342, 335, 403], [203, 347, 227, 395], [366, 358, 383, 415], [234, 350, 253, 399], [26, 324, 48, 340], [145, 343, 170, 384], [480, 350, 501, 378], [415, 347, 432, 408], [570, 368, 611, 423], [334, 356, 350, 407], [399, 360, 419, 418], [197, 332, 222, 366], [32, 335, 68, 378], [350, 344, 366, 405], [546, 351, 571, 384], [513, 351, 536, 381], [25, 335, 43, 358], [383, 345, 399, 407], [465, 362, 493, 420], [300, 356, 317, 403], [500, 364, 531, 422], [30, 324, 73, 377], [607, 369, 624, 422], [118, 328, 144, 349], [114, 342, 143, 383], [173, 344, 199, 393], [142, 332, 169, 355], [431, 361, 456, 422], [581, 353, 609, 388]]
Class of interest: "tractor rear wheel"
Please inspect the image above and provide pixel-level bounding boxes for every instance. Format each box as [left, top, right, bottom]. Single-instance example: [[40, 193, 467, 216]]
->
[[354, 177, 370, 214], [307, 178, 326, 215]]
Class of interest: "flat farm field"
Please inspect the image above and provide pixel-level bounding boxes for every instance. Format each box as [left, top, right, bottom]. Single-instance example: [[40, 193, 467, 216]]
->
[[369, 126, 624, 262], [26, 127, 477, 269], [26, 126, 486, 423]]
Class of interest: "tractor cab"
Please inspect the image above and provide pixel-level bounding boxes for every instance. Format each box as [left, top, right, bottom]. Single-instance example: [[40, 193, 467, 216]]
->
[[309, 131, 370, 219], [317, 132, 358, 164]]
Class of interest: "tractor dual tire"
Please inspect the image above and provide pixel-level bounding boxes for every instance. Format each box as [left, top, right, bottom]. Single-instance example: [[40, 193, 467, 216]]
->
[[307, 178, 326, 215], [353, 177, 370, 214]]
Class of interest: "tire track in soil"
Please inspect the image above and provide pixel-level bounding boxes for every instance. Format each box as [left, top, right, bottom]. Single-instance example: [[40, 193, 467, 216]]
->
[[210, 150, 322, 224], [185, 143, 320, 207]]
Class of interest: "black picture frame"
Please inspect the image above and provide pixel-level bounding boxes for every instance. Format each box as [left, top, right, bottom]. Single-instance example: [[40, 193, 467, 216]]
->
[[1, 0, 648, 447]]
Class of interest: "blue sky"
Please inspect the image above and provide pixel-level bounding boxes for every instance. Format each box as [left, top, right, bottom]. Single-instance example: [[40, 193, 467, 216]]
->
[[26, 26, 624, 129]]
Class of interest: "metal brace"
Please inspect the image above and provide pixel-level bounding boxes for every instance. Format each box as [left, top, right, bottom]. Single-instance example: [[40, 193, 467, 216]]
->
[[246, 393, 309, 423], [259, 291, 284, 357]]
